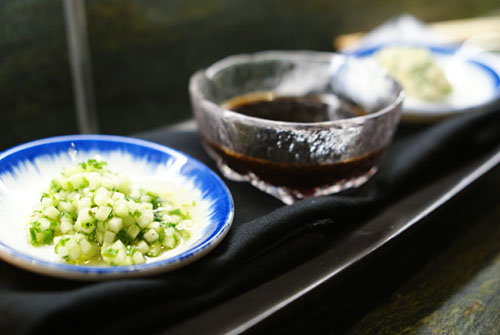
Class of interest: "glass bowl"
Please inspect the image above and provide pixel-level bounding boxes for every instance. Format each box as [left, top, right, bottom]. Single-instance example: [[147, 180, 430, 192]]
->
[[189, 50, 404, 204]]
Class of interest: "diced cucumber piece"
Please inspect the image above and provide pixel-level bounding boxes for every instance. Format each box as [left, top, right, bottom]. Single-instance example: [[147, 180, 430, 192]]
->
[[41, 196, 54, 207], [77, 197, 92, 211], [136, 208, 153, 227], [147, 242, 162, 257], [96, 230, 104, 244], [77, 207, 93, 224], [57, 201, 73, 213], [108, 217, 123, 233], [126, 224, 140, 239], [143, 228, 159, 243], [103, 231, 116, 244], [60, 219, 73, 234], [112, 191, 125, 201], [94, 187, 110, 206], [95, 206, 112, 221], [115, 174, 131, 194], [69, 173, 85, 189], [122, 215, 135, 227], [43, 205, 60, 220], [132, 251, 145, 264], [113, 200, 129, 217], [136, 240, 149, 254], [86, 172, 102, 190], [38, 218, 51, 230]]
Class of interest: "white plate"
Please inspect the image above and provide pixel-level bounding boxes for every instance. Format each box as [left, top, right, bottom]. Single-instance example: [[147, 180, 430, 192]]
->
[[0, 135, 234, 280], [350, 44, 500, 122]]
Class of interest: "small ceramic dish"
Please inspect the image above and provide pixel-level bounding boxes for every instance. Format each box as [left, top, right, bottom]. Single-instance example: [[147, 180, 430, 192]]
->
[[350, 43, 500, 123], [0, 135, 234, 280]]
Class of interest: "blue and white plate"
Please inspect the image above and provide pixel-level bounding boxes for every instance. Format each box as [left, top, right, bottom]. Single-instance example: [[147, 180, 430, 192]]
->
[[350, 43, 500, 122], [0, 135, 234, 280]]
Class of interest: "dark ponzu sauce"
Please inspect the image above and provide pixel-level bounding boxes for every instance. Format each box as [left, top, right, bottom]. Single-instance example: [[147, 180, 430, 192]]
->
[[204, 138, 383, 191], [208, 93, 381, 192], [222, 92, 366, 122]]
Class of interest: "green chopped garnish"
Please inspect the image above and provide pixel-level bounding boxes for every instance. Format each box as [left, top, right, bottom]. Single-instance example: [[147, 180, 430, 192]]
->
[[88, 159, 107, 169], [50, 180, 61, 191], [59, 237, 70, 247], [62, 212, 77, 221], [29, 228, 39, 246], [124, 195, 138, 203], [40, 192, 51, 201], [147, 192, 163, 210], [81, 176, 89, 188], [103, 247, 118, 258], [79, 230, 96, 242], [130, 210, 141, 218], [42, 229, 54, 244], [126, 245, 137, 256], [81, 221, 95, 229], [154, 212, 163, 221], [116, 229, 133, 244], [79, 159, 107, 171], [161, 222, 177, 228], [168, 208, 190, 220], [66, 181, 74, 191]]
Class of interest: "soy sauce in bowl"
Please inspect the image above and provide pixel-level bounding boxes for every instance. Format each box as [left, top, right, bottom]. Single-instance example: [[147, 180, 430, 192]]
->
[[201, 92, 383, 197], [222, 92, 366, 123]]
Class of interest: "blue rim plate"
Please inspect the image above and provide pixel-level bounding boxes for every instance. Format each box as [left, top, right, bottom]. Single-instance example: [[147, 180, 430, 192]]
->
[[348, 43, 500, 122], [0, 135, 234, 280]]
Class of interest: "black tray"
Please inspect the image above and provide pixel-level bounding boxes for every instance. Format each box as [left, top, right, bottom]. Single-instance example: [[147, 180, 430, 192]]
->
[[167, 143, 500, 334]]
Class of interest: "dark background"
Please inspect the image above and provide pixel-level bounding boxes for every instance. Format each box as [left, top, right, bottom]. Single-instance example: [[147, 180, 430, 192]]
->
[[1, 0, 499, 151]]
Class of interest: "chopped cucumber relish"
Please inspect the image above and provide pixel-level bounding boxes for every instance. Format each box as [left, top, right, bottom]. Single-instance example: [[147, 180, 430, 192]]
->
[[26, 159, 194, 266]]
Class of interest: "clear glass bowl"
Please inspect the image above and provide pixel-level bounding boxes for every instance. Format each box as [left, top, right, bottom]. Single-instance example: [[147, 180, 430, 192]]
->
[[189, 51, 404, 204]]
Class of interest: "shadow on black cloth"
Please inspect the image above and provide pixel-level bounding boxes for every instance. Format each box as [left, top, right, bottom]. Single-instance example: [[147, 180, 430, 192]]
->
[[1, 106, 500, 335]]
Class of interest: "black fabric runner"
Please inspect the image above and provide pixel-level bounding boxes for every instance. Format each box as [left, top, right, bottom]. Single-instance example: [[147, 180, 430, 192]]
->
[[1, 106, 500, 335]]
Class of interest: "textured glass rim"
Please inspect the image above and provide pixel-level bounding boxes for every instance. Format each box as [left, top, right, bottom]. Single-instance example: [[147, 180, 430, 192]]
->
[[189, 50, 405, 128]]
